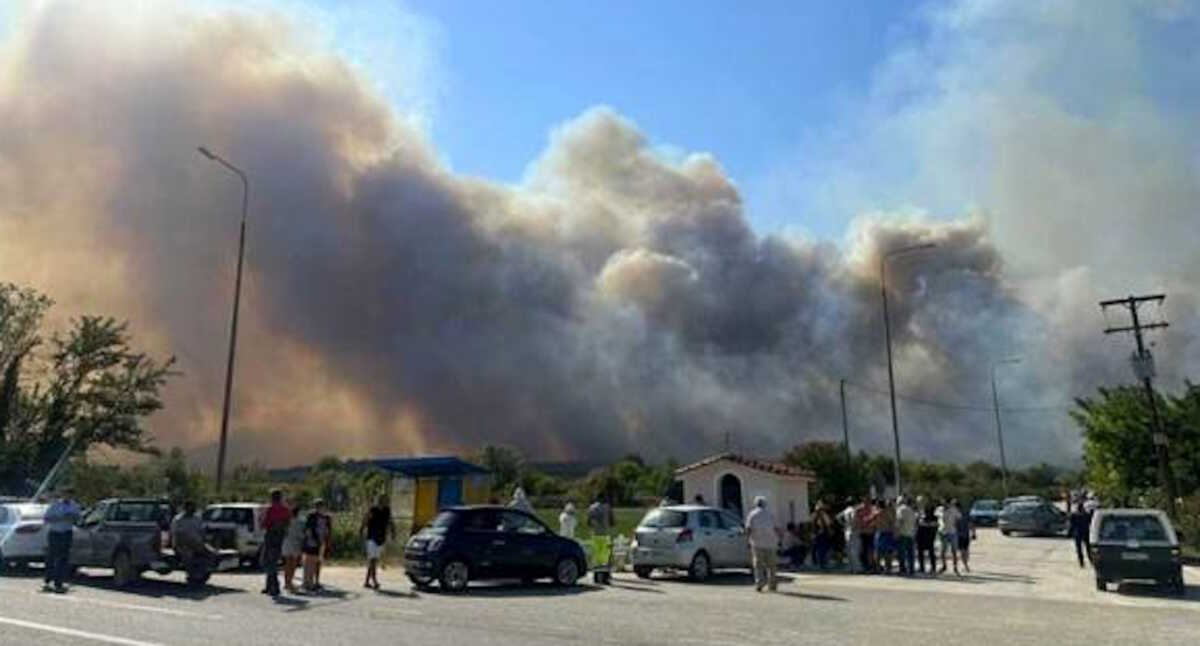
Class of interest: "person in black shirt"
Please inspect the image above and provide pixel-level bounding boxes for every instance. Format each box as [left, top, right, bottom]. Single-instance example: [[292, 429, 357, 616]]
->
[[1069, 502, 1092, 568], [360, 496, 395, 589]]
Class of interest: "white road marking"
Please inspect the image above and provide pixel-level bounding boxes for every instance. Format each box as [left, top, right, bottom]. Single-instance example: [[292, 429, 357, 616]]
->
[[0, 615, 165, 646], [43, 592, 223, 619]]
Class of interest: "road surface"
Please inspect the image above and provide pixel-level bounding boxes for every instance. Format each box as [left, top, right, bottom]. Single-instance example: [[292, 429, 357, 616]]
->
[[0, 529, 1196, 645]]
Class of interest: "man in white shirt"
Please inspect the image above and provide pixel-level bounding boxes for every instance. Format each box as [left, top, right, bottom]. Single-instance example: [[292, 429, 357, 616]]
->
[[839, 502, 860, 573], [745, 496, 781, 592], [936, 499, 962, 576], [895, 496, 917, 576]]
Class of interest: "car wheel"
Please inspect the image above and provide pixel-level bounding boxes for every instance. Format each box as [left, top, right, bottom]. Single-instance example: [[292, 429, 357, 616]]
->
[[1095, 577, 1106, 592], [688, 552, 711, 582], [554, 558, 581, 587], [112, 551, 138, 588], [407, 574, 434, 589], [439, 559, 469, 593], [634, 565, 653, 579], [1174, 574, 1186, 597]]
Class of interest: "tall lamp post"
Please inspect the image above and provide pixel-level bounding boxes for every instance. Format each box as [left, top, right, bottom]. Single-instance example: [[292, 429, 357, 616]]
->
[[991, 357, 1021, 500], [881, 242, 936, 497], [197, 146, 249, 493]]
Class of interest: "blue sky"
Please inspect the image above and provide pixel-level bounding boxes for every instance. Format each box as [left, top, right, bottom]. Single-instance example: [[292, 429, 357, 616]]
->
[[307, 0, 926, 237]]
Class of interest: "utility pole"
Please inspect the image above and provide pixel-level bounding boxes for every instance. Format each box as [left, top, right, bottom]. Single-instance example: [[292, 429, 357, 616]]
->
[[881, 242, 936, 496], [840, 378, 851, 466], [991, 357, 1020, 500], [1100, 294, 1176, 518]]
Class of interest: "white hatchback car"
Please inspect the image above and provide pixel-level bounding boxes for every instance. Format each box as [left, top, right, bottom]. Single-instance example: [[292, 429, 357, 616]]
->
[[631, 505, 751, 581], [0, 502, 49, 571]]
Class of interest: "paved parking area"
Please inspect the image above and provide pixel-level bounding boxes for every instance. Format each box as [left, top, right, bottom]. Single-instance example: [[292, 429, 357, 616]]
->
[[0, 530, 1195, 645]]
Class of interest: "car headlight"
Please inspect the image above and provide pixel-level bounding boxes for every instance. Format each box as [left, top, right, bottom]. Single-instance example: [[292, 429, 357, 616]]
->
[[425, 536, 444, 552]]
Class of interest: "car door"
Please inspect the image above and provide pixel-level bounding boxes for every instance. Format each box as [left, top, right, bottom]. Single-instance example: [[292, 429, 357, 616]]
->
[[71, 503, 108, 566], [718, 511, 751, 567], [499, 510, 558, 577], [695, 510, 723, 565], [458, 509, 505, 578]]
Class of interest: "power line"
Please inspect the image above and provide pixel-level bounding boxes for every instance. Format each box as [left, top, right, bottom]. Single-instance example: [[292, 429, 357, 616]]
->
[[837, 377, 1072, 413]]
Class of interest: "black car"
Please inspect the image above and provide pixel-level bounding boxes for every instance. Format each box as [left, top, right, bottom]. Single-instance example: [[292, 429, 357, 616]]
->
[[404, 506, 587, 593]]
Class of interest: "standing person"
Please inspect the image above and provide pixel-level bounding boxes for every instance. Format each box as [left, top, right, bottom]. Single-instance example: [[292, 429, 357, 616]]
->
[[811, 502, 834, 570], [746, 496, 781, 592], [953, 500, 972, 573], [42, 488, 81, 593], [361, 496, 395, 590], [875, 500, 897, 574], [558, 502, 578, 538], [854, 497, 877, 574], [313, 499, 332, 590], [936, 498, 962, 576], [839, 500, 860, 573], [1069, 502, 1092, 568], [509, 487, 534, 514], [260, 488, 292, 596], [895, 496, 917, 576], [281, 500, 306, 594], [916, 497, 938, 574], [301, 505, 322, 592]]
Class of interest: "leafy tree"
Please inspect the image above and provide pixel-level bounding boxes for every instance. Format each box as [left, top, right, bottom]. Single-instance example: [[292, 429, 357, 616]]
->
[[0, 283, 176, 493], [475, 444, 525, 496], [783, 441, 869, 504]]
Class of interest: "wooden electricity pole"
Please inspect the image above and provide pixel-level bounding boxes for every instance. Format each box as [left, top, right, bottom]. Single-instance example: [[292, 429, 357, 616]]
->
[[1100, 293, 1177, 518]]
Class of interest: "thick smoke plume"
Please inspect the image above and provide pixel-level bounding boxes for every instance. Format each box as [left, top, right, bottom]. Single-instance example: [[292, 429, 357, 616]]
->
[[1, 2, 1196, 468]]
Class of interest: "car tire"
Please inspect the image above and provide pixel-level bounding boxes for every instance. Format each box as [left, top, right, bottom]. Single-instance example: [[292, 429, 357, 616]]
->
[[554, 558, 581, 587], [112, 550, 138, 588], [1173, 573, 1186, 597], [439, 559, 470, 594], [1095, 577, 1106, 592], [688, 552, 711, 582], [634, 565, 653, 579], [407, 574, 434, 589]]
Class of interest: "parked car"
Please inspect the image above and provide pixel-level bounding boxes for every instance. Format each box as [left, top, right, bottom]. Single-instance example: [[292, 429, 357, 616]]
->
[[968, 499, 1003, 527], [203, 503, 266, 567], [404, 506, 587, 593], [0, 502, 48, 571], [999, 500, 1067, 536], [630, 505, 750, 581], [71, 498, 240, 586], [1090, 508, 1185, 595]]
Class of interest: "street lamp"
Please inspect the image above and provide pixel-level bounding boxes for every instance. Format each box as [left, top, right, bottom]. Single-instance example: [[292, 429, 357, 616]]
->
[[881, 242, 936, 497], [991, 357, 1021, 499], [197, 146, 249, 493]]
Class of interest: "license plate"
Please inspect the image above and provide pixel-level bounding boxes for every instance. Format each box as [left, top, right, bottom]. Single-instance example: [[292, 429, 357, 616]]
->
[[1121, 551, 1149, 561]]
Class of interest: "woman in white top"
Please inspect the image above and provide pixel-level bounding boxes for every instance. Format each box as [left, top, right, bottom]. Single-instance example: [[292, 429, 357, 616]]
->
[[558, 502, 578, 538], [281, 501, 306, 593]]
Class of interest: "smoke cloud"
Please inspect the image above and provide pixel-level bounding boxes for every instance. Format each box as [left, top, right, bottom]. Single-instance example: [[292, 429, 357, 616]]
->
[[1, 1, 1196, 468]]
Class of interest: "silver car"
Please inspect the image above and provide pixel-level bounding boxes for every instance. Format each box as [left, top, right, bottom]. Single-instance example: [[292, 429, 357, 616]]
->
[[631, 505, 750, 581]]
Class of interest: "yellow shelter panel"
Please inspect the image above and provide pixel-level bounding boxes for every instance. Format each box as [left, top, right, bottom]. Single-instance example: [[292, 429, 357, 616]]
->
[[413, 477, 440, 529]]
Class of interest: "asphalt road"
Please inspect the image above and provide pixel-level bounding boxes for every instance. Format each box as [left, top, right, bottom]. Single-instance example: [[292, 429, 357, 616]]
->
[[0, 530, 1197, 645]]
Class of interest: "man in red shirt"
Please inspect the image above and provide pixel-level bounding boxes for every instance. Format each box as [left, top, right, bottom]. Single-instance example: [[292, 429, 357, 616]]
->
[[260, 488, 292, 596]]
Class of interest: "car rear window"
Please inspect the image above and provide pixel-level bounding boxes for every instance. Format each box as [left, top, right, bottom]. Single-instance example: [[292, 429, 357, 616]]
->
[[1099, 515, 1168, 542], [639, 509, 688, 528]]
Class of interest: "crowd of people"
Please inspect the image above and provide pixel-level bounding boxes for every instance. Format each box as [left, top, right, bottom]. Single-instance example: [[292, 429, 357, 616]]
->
[[767, 495, 976, 578]]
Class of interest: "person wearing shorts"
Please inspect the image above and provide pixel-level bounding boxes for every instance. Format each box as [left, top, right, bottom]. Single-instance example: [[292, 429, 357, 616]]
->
[[360, 496, 395, 590], [936, 499, 962, 577]]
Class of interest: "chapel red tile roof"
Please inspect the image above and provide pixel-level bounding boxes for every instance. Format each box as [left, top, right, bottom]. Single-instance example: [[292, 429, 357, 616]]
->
[[674, 452, 815, 480]]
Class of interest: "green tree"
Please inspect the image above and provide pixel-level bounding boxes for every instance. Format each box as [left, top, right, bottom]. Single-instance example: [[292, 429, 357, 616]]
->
[[782, 441, 869, 505], [1, 284, 176, 493], [475, 445, 525, 496]]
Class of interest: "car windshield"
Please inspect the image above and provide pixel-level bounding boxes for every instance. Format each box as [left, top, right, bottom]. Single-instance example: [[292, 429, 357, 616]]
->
[[424, 511, 459, 534], [1099, 515, 1168, 542], [973, 500, 1000, 511], [639, 509, 688, 529]]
